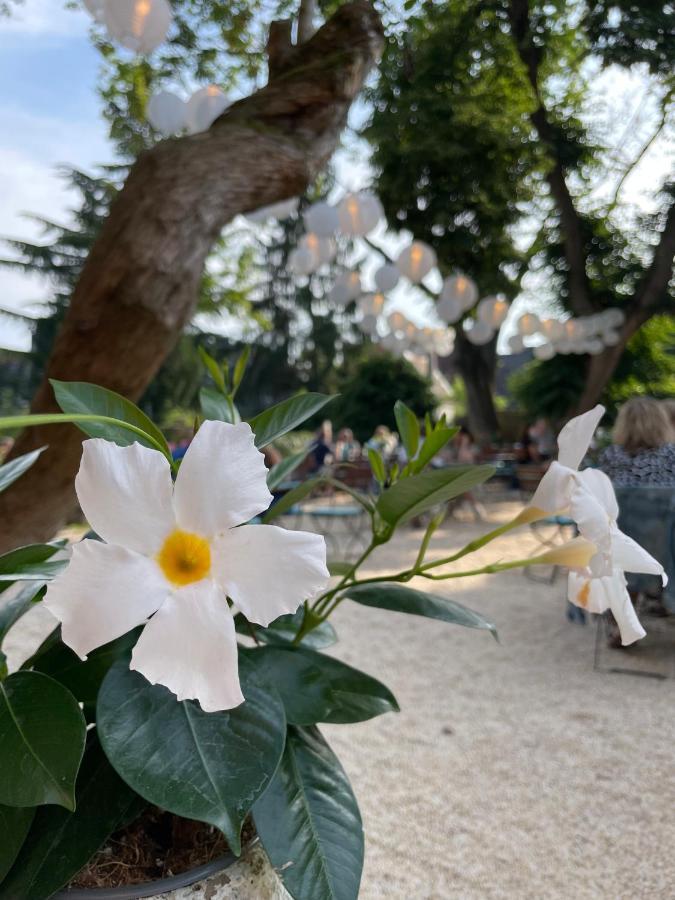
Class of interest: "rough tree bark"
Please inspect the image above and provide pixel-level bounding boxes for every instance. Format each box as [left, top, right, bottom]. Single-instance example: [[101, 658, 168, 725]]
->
[[0, 1, 383, 552], [440, 331, 500, 442]]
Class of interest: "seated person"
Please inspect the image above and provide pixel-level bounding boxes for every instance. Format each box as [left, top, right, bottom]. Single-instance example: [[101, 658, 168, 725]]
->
[[334, 428, 361, 462], [598, 397, 675, 486]]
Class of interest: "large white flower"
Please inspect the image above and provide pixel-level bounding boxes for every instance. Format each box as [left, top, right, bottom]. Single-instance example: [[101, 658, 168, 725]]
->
[[528, 405, 666, 645], [44, 421, 330, 712]]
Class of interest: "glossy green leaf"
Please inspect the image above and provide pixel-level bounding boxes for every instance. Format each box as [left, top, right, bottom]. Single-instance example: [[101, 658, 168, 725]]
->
[[34, 629, 140, 712], [412, 424, 458, 473], [247, 646, 398, 725], [0, 671, 86, 810], [0, 583, 45, 642], [96, 658, 285, 853], [262, 476, 319, 522], [0, 544, 66, 589], [249, 393, 335, 449], [266, 445, 312, 491], [0, 740, 140, 900], [50, 380, 170, 458], [254, 726, 363, 900], [198, 346, 227, 393], [0, 805, 34, 883], [344, 583, 498, 639], [367, 446, 386, 485], [376, 464, 495, 526], [394, 400, 420, 459], [235, 610, 337, 651], [0, 448, 45, 494], [232, 346, 250, 394], [199, 386, 239, 423]]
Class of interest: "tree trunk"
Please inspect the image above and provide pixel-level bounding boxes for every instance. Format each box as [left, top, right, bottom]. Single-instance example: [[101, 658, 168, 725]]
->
[[447, 331, 500, 442], [0, 2, 383, 552]]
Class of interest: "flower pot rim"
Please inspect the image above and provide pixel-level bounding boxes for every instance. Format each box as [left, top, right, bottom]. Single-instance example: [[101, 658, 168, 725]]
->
[[52, 843, 247, 900]]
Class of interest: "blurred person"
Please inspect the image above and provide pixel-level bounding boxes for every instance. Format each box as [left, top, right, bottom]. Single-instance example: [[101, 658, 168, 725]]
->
[[599, 397, 675, 486], [334, 428, 361, 462], [308, 420, 333, 473], [453, 425, 478, 464], [366, 425, 398, 459]]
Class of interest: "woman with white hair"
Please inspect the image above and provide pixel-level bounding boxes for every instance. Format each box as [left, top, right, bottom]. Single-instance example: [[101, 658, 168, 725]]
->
[[599, 397, 675, 486]]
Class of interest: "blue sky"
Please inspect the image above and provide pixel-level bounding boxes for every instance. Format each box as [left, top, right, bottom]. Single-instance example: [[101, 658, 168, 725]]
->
[[0, 2, 671, 353]]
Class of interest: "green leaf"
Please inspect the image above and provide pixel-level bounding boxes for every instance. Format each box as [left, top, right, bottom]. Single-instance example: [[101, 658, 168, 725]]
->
[[394, 400, 420, 459], [376, 465, 495, 527], [232, 346, 251, 394], [367, 447, 386, 485], [254, 726, 363, 900], [412, 424, 459, 473], [235, 610, 337, 651], [247, 646, 398, 725], [267, 445, 312, 491], [262, 476, 320, 523], [0, 740, 141, 900], [0, 671, 86, 810], [96, 658, 286, 854], [0, 805, 34, 883], [50, 380, 171, 458], [33, 630, 141, 713], [344, 583, 498, 639], [0, 544, 66, 590], [199, 385, 239, 423], [0, 448, 46, 494], [198, 346, 227, 393], [0, 583, 45, 643], [249, 393, 335, 449]]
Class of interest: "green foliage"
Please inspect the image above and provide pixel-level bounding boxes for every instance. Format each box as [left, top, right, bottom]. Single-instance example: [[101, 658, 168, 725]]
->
[[249, 392, 335, 449], [0, 448, 45, 494], [334, 354, 435, 443], [0, 806, 33, 884]]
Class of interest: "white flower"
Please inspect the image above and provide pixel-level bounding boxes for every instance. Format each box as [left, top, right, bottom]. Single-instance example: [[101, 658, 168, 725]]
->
[[528, 405, 666, 645], [44, 421, 329, 712]]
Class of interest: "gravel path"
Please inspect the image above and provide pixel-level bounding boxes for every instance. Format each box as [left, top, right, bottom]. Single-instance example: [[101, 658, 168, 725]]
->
[[4, 502, 674, 899]]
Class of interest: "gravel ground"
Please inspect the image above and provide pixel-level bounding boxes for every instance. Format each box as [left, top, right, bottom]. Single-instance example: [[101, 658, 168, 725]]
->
[[4, 502, 675, 899]]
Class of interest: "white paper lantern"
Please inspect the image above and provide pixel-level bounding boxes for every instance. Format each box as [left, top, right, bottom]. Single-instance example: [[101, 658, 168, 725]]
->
[[440, 274, 478, 312], [516, 313, 541, 337], [396, 241, 437, 282], [554, 339, 574, 355], [436, 295, 463, 324], [602, 308, 626, 330], [104, 0, 172, 53], [246, 197, 299, 224], [586, 338, 605, 355], [508, 334, 525, 354], [387, 311, 409, 334], [336, 192, 383, 236], [329, 271, 361, 305], [146, 90, 187, 136], [432, 328, 455, 357], [534, 342, 555, 361], [83, 0, 105, 22], [464, 319, 494, 346], [602, 329, 621, 347], [359, 314, 379, 336], [303, 202, 339, 238], [357, 293, 384, 318], [300, 233, 335, 268], [186, 85, 229, 134], [477, 295, 509, 329], [288, 247, 315, 277], [373, 263, 400, 293], [540, 318, 565, 342]]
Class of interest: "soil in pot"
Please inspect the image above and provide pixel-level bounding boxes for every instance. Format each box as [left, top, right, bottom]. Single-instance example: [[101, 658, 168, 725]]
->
[[69, 807, 252, 890]]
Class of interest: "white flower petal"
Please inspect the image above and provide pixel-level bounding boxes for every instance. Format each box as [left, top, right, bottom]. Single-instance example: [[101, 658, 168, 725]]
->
[[611, 529, 667, 582], [130, 581, 243, 712], [44, 540, 169, 659], [529, 461, 575, 514], [607, 572, 646, 646], [213, 525, 329, 627], [569, 483, 613, 569], [557, 405, 604, 471], [568, 570, 609, 614], [576, 468, 619, 520], [76, 439, 174, 555], [173, 421, 272, 535]]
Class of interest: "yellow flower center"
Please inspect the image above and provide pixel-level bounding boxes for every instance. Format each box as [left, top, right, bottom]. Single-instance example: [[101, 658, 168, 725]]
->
[[577, 581, 591, 608], [157, 530, 211, 586]]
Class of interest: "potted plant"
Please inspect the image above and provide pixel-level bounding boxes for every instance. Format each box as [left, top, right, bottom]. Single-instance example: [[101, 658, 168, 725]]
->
[[0, 352, 660, 899]]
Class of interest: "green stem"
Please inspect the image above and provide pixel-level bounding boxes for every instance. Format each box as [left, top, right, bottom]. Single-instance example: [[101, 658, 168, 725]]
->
[[312, 541, 378, 619], [417, 516, 526, 573]]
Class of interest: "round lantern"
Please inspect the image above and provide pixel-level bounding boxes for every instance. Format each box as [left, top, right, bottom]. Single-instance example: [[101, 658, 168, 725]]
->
[[304, 202, 339, 238], [440, 274, 478, 312], [246, 197, 299, 224], [329, 271, 361, 305], [288, 247, 315, 277], [602, 329, 620, 347], [374, 263, 400, 293], [436, 295, 463, 324], [147, 90, 187, 136], [586, 338, 605, 355], [104, 0, 173, 53], [508, 334, 525, 354], [477, 295, 509, 329], [396, 241, 437, 282], [433, 328, 455, 358], [358, 293, 385, 318], [336, 192, 383, 236], [517, 313, 541, 336], [540, 318, 565, 342], [83, 0, 105, 22], [464, 319, 494, 346], [300, 233, 335, 267], [359, 314, 379, 337], [534, 342, 555, 361], [602, 308, 626, 330], [186, 85, 229, 134], [387, 311, 409, 334]]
